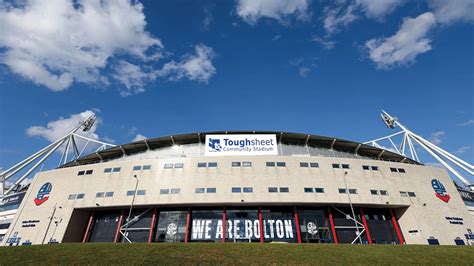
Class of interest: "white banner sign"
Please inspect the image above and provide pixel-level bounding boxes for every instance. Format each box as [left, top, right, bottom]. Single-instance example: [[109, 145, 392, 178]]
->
[[205, 134, 278, 156]]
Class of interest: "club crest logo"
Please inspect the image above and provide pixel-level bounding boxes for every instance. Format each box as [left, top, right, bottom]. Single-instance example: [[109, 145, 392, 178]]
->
[[432, 179, 450, 203], [34, 182, 52, 206], [166, 223, 177, 236], [307, 222, 318, 235], [208, 138, 222, 151]]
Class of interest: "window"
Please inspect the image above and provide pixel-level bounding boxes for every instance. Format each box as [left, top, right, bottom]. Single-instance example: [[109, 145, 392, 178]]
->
[[112, 167, 121, 172], [164, 164, 174, 169], [68, 194, 76, 200], [338, 188, 347, 194], [315, 188, 325, 193], [349, 189, 357, 194], [170, 188, 180, 194], [142, 165, 151, 170], [341, 164, 350, 169], [398, 168, 406, 173], [127, 190, 135, 196], [85, 170, 93, 175], [310, 163, 319, 168], [371, 166, 379, 171], [266, 162, 275, 167], [104, 168, 112, 173], [160, 189, 170, 195], [276, 162, 286, 167], [96, 192, 105, 198], [332, 164, 341, 169], [232, 162, 241, 167], [390, 167, 398, 172], [243, 187, 253, 193], [197, 162, 206, 168], [363, 165, 370, 170], [300, 162, 309, 168], [304, 187, 313, 193], [76, 193, 85, 199], [279, 187, 289, 193], [208, 162, 217, 168], [370, 190, 379, 195], [380, 190, 389, 196], [78, 171, 85, 176], [132, 165, 142, 171], [105, 192, 114, 197], [174, 163, 184, 169], [242, 162, 252, 167], [206, 188, 216, 193], [232, 187, 241, 193], [137, 190, 146, 196], [408, 192, 416, 197], [400, 191, 408, 197], [195, 188, 205, 193], [268, 187, 278, 193]]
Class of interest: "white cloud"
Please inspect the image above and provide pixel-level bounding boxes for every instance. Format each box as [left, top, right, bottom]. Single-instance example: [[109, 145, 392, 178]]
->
[[458, 119, 474, 126], [112, 60, 153, 97], [0, 0, 162, 91], [132, 134, 147, 142], [355, 0, 406, 19], [365, 12, 437, 68], [272, 34, 282, 41], [202, 5, 214, 31], [298, 67, 311, 77], [456, 146, 471, 154], [323, 3, 358, 34], [26, 110, 101, 142], [236, 0, 310, 25], [428, 0, 474, 24], [429, 130, 445, 145], [311, 36, 336, 50], [158, 44, 216, 83]]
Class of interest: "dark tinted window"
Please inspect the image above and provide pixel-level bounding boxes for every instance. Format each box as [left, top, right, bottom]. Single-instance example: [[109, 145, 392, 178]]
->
[[315, 188, 325, 193], [300, 162, 309, 167], [304, 187, 313, 193], [266, 162, 275, 167], [310, 163, 319, 168], [279, 187, 289, 193], [268, 187, 278, 193]]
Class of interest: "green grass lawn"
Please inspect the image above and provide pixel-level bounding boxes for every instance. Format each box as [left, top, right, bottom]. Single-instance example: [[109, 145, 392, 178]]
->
[[0, 243, 473, 265]]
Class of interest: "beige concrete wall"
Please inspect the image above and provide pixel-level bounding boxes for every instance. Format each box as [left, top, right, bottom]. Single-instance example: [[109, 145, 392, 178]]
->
[[4, 154, 473, 245]]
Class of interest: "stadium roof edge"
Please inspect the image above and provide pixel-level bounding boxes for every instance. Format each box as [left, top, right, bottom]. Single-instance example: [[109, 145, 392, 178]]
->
[[60, 131, 420, 168]]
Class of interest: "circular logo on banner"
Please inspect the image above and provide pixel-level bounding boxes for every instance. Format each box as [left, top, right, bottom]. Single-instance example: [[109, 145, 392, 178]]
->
[[307, 222, 318, 235], [166, 223, 177, 236], [431, 179, 450, 203], [34, 182, 52, 206]]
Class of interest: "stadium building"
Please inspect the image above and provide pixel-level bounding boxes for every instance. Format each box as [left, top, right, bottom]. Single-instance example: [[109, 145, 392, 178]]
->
[[3, 131, 473, 246]]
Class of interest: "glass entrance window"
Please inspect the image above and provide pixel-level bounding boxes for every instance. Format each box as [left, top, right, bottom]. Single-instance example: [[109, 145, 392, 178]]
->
[[89, 211, 121, 243], [225, 209, 260, 242], [189, 209, 223, 242], [124, 209, 153, 243], [297, 209, 333, 243], [155, 211, 187, 242]]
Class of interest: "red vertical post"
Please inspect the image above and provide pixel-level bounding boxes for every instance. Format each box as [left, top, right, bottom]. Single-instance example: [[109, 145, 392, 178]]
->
[[148, 208, 157, 243], [293, 207, 302, 243], [184, 207, 191, 243], [258, 207, 264, 243], [390, 209, 405, 244], [114, 209, 125, 243], [82, 211, 94, 243], [328, 207, 338, 244], [222, 207, 226, 243], [360, 208, 372, 244]]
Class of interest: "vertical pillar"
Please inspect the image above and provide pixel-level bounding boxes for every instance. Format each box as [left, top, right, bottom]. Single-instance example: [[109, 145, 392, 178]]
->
[[222, 207, 226, 243], [258, 207, 264, 243], [328, 207, 338, 244], [293, 207, 302, 244], [360, 208, 372, 244], [114, 209, 125, 243], [82, 211, 94, 243], [148, 208, 157, 243], [390, 209, 405, 244], [184, 207, 191, 243]]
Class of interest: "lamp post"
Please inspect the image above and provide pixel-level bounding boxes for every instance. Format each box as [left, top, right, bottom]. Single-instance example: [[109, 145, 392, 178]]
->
[[343, 171, 362, 244], [123, 174, 139, 243]]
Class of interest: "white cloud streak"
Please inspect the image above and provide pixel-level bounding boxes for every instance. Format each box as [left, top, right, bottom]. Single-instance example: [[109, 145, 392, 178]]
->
[[365, 12, 437, 69], [428, 0, 474, 24], [355, 0, 406, 19], [323, 4, 358, 34], [236, 0, 310, 25], [429, 130, 445, 145], [458, 119, 474, 126], [0, 0, 162, 91], [132, 134, 147, 142]]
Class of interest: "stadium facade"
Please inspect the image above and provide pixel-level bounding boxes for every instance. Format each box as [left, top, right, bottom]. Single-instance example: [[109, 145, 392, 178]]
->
[[3, 132, 474, 246]]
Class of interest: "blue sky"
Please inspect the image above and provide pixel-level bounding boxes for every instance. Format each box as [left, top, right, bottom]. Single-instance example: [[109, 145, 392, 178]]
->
[[0, 0, 472, 182]]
